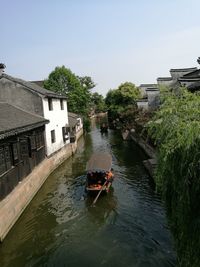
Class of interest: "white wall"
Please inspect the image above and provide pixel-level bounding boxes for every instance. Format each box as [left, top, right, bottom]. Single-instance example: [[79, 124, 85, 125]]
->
[[76, 118, 83, 133], [137, 101, 148, 110], [157, 79, 173, 86], [43, 98, 70, 156], [139, 87, 147, 98], [147, 90, 160, 109]]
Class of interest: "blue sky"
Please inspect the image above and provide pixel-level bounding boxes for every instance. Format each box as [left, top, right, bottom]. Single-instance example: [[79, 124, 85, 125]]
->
[[1, 0, 200, 95]]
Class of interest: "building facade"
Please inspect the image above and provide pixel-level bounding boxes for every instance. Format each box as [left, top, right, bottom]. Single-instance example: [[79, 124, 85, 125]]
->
[[0, 73, 70, 157], [0, 102, 48, 200]]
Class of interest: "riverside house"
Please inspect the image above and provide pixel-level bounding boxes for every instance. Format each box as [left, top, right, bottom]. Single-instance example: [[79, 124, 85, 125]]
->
[[0, 71, 70, 156], [157, 67, 198, 88], [0, 102, 48, 200], [0, 68, 77, 242], [137, 84, 159, 111]]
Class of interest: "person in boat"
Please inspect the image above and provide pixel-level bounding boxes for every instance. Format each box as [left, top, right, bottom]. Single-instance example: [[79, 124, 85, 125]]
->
[[100, 123, 108, 133], [105, 169, 114, 183]]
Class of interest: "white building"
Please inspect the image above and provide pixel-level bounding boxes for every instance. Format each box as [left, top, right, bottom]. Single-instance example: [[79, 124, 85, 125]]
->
[[0, 72, 70, 157], [43, 97, 70, 156]]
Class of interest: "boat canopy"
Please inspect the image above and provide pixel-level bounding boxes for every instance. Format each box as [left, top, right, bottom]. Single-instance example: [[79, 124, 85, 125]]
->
[[86, 152, 112, 172]]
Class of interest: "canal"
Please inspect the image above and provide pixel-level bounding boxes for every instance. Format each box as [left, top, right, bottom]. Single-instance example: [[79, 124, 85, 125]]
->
[[0, 120, 176, 267]]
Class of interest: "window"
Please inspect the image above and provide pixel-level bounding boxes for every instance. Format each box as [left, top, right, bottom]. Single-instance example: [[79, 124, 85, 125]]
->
[[20, 140, 29, 157], [0, 145, 13, 175], [48, 98, 53, 111], [35, 134, 40, 148], [51, 130, 56, 143], [30, 135, 36, 150], [0, 147, 6, 175], [60, 99, 64, 110], [5, 145, 12, 169], [12, 143, 19, 165], [36, 132, 45, 149]]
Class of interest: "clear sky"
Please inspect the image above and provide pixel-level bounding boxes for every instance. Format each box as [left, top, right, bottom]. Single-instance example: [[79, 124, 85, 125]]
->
[[1, 0, 200, 96]]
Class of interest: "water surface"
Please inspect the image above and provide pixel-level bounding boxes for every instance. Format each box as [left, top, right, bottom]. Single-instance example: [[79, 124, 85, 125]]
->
[[0, 120, 176, 267]]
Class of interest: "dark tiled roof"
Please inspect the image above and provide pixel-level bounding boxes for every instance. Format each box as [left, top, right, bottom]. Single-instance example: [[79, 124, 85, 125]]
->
[[0, 102, 49, 139], [0, 73, 66, 99], [146, 88, 159, 91], [68, 112, 80, 127], [187, 81, 200, 91], [68, 112, 80, 119], [170, 67, 197, 72], [179, 78, 200, 82], [157, 77, 172, 81], [30, 80, 44, 87], [139, 84, 157, 87], [179, 69, 200, 80]]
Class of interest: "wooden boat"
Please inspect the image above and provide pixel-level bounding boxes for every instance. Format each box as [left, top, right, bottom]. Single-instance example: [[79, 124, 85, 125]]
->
[[100, 123, 108, 133], [86, 152, 114, 193]]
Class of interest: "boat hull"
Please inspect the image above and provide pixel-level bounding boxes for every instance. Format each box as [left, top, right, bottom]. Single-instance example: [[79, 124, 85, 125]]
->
[[86, 182, 112, 193]]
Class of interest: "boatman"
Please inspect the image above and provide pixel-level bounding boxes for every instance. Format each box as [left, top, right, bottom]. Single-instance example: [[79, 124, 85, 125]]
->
[[106, 169, 114, 182]]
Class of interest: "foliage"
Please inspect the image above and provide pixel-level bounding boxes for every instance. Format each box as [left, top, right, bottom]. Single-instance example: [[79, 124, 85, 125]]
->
[[105, 82, 141, 129], [77, 76, 96, 90], [44, 66, 81, 94], [147, 87, 200, 267], [44, 66, 95, 131], [105, 82, 141, 123], [91, 92, 106, 113]]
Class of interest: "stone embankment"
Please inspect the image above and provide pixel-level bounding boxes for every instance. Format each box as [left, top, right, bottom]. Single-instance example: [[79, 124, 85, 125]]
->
[[122, 129, 157, 179], [0, 128, 83, 242]]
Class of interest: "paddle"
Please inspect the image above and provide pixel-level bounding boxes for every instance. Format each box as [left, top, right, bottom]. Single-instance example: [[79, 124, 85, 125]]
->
[[92, 180, 107, 206]]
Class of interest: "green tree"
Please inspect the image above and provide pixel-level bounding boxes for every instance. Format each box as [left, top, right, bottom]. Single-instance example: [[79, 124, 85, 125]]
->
[[44, 66, 81, 94], [77, 76, 96, 90], [105, 82, 141, 123], [44, 65, 93, 131], [147, 87, 200, 267], [91, 92, 106, 113]]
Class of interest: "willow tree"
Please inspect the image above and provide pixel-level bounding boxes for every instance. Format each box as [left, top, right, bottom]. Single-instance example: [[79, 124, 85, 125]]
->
[[148, 87, 200, 267]]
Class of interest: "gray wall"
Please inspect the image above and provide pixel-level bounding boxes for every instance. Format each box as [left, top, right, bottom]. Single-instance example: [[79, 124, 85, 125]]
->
[[170, 70, 195, 80], [0, 77, 43, 116], [147, 90, 160, 109]]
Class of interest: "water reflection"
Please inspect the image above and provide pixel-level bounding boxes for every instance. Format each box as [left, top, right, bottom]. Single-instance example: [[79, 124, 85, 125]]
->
[[85, 188, 118, 226]]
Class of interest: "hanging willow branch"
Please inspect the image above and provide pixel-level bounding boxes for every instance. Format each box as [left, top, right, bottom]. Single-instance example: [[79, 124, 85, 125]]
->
[[147, 86, 200, 267]]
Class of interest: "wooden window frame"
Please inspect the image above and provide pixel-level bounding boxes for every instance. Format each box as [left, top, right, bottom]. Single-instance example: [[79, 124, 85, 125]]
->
[[12, 143, 19, 165], [48, 98, 53, 111], [60, 99, 64, 110], [51, 130, 56, 143], [0, 144, 13, 176]]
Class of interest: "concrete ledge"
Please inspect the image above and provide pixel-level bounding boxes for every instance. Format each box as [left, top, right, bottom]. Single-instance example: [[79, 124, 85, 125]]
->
[[129, 132, 156, 159], [0, 141, 78, 242], [76, 128, 84, 141], [143, 158, 157, 178], [128, 131, 157, 180]]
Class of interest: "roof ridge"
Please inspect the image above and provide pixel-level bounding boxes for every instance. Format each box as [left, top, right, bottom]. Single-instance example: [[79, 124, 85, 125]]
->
[[1, 73, 66, 99], [170, 67, 197, 72]]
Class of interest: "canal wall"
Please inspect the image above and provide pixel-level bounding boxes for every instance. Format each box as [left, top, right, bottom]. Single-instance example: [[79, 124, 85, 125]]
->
[[123, 129, 157, 179], [0, 130, 83, 242]]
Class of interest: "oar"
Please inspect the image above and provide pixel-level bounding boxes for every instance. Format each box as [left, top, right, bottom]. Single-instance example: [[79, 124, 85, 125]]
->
[[92, 180, 107, 206]]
